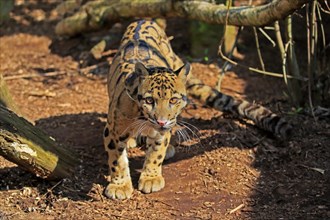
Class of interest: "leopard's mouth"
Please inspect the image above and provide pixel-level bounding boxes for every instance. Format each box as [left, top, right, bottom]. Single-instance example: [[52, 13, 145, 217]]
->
[[147, 119, 175, 131]]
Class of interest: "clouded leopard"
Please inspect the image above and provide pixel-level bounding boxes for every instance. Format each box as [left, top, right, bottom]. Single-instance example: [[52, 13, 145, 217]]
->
[[103, 19, 292, 199]]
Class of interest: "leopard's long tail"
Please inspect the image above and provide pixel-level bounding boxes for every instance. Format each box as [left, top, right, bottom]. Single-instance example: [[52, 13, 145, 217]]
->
[[186, 76, 292, 138]]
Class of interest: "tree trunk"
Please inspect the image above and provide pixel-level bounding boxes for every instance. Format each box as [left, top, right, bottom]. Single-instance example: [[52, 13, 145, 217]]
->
[[0, 75, 78, 180], [55, 0, 309, 37]]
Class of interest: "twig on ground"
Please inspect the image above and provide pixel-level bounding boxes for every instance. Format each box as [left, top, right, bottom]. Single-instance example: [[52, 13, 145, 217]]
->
[[41, 180, 63, 198], [154, 199, 175, 209], [228, 203, 245, 214], [96, 186, 105, 203], [101, 49, 118, 57], [78, 61, 109, 76], [244, 183, 265, 194], [4, 71, 67, 80], [298, 164, 325, 175]]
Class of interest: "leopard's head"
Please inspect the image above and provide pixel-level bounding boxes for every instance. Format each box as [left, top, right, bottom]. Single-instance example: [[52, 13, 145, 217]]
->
[[126, 62, 190, 131]]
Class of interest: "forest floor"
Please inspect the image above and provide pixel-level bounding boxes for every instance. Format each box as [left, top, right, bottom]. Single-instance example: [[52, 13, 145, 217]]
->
[[0, 1, 329, 219]]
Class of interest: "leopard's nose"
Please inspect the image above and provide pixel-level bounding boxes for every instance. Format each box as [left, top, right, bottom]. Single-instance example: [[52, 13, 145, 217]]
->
[[157, 119, 167, 127]]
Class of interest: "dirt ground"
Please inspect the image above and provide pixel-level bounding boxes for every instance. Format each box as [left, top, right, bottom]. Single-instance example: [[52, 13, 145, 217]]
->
[[1, 1, 329, 219]]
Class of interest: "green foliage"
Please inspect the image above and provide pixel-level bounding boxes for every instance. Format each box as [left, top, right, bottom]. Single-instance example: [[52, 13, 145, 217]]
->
[[0, 0, 14, 24], [189, 21, 223, 59]]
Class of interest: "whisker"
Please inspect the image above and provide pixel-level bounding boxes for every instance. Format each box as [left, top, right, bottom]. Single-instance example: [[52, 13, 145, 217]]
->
[[120, 119, 145, 136], [134, 121, 145, 137], [179, 124, 199, 140], [181, 127, 193, 144], [176, 129, 187, 144], [136, 121, 149, 137], [177, 121, 201, 142], [178, 120, 201, 136], [176, 129, 191, 154], [176, 127, 191, 144], [175, 121, 203, 155]]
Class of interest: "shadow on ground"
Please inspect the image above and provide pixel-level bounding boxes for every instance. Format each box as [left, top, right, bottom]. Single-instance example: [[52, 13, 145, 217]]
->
[[1, 109, 328, 218]]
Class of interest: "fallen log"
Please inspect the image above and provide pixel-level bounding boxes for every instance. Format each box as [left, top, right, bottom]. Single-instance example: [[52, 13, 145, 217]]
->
[[0, 75, 78, 179]]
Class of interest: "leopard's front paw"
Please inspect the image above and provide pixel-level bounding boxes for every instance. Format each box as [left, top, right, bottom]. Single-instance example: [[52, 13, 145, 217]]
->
[[104, 181, 133, 200], [138, 175, 165, 194]]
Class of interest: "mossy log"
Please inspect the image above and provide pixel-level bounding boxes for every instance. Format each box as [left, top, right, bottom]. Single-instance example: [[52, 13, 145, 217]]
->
[[55, 0, 309, 37], [0, 106, 78, 179], [0, 75, 78, 179]]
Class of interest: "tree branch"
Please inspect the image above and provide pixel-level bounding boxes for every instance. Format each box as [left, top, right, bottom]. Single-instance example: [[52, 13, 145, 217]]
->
[[55, 0, 309, 37]]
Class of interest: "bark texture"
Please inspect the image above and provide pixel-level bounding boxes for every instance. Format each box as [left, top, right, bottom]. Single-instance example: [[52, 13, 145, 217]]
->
[[0, 76, 78, 179], [55, 0, 309, 37]]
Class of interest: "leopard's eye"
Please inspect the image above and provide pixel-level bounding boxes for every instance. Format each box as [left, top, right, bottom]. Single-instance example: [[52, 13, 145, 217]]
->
[[145, 97, 154, 105], [169, 97, 179, 104]]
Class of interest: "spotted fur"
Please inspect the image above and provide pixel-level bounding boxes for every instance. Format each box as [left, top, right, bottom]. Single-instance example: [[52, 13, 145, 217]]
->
[[103, 19, 292, 199]]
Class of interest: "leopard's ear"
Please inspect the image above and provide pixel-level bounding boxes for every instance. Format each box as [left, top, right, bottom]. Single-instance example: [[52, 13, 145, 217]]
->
[[135, 62, 149, 78], [174, 62, 191, 80]]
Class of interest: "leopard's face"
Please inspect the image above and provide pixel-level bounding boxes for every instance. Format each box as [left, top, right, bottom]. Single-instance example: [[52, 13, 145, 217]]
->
[[133, 63, 190, 131], [138, 72, 187, 130]]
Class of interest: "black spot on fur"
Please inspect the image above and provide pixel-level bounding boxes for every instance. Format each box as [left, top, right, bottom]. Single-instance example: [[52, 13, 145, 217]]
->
[[123, 42, 135, 58], [222, 96, 231, 109], [157, 154, 162, 160], [111, 167, 116, 173], [119, 133, 129, 142], [125, 72, 137, 86], [113, 160, 118, 166], [207, 93, 223, 107], [104, 127, 109, 137], [108, 140, 116, 150], [244, 105, 260, 115], [131, 87, 138, 97], [268, 116, 281, 129], [187, 83, 203, 90], [158, 162, 162, 167], [133, 20, 145, 40], [116, 71, 128, 85], [205, 95, 216, 107], [153, 160, 157, 164], [276, 120, 292, 137], [155, 140, 162, 145], [164, 138, 168, 146], [118, 147, 125, 152], [231, 100, 243, 114]]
